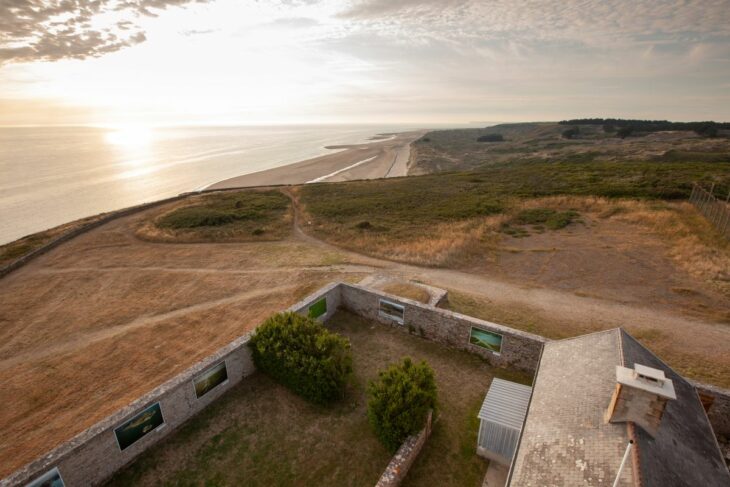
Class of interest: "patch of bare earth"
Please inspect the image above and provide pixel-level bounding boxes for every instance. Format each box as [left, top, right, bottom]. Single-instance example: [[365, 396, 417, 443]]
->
[[493, 198, 730, 322]]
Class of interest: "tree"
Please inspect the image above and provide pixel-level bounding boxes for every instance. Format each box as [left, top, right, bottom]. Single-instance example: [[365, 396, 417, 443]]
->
[[617, 126, 634, 138], [249, 312, 352, 404], [695, 123, 718, 138], [367, 357, 437, 452]]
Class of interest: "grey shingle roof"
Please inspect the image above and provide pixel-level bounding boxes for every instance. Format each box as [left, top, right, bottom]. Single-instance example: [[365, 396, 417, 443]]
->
[[507, 328, 730, 487], [620, 330, 730, 486]]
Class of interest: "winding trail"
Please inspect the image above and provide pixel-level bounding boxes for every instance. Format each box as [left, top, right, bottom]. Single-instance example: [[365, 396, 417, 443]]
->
[[282, 188, 730, 367], [0, 285, 300, 372]]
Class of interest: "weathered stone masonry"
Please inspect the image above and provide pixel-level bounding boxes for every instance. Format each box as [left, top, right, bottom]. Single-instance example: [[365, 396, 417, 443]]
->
[[339, 283, 545, 373]]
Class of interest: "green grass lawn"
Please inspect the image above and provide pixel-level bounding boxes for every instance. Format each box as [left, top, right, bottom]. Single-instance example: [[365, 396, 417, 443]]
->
[[105, 311, 531, 487]]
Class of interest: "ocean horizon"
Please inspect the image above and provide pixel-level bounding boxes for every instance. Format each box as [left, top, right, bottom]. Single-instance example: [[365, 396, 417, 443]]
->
[[0, 124, 429, 245]]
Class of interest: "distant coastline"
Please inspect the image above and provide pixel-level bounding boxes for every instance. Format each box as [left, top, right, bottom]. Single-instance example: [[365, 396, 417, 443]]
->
[[207, 130, 426, 189], [0, 125, 424, 245]]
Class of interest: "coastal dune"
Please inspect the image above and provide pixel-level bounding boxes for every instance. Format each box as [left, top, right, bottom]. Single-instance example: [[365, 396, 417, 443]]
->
[[209, 130, 426, 189]]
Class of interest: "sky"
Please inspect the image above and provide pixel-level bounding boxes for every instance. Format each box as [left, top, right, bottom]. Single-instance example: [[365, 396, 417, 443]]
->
[[1, 0, 729, 126]]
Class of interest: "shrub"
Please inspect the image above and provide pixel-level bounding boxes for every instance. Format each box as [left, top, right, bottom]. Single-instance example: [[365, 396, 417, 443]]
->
[[477, 134, 504, 142], [157, 207, 237, 228], [616, 126, 634, 138], [513, 208, 578, 230], [157, 191, 289, 229], [249, 312, 352, 404], [562, 127, 580, 139], [545, 210, 578, 230], [367, 357, 437, 452], [695, 123, 718, 138]]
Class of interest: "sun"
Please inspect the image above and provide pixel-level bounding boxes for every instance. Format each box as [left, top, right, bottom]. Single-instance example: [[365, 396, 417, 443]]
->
[[105, 126, 154, 147]]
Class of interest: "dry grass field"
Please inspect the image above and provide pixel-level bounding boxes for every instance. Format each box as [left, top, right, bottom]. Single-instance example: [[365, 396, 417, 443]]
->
[[300, 189, 730, 314], [2, 166, 730, 479], [0, 194, 368, 477]]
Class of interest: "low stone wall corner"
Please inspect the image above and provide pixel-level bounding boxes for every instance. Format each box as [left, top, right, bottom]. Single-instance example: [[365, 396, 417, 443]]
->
[[375, 411, 433, 487]]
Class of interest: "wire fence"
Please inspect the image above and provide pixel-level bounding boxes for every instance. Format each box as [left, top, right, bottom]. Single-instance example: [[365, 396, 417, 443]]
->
[[689, 183, 730, 239]]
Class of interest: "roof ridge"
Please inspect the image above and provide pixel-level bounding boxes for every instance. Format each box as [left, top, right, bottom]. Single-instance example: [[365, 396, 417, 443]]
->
[[547, 327, 621, 345], [618, 330, 691, 388]]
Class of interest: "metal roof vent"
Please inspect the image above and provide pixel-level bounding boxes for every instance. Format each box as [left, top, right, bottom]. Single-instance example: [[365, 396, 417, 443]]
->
[[605, 363, 676, 437]]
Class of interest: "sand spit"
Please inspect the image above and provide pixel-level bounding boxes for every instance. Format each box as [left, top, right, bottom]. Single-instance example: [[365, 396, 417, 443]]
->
[[209, 130, 426, 189]]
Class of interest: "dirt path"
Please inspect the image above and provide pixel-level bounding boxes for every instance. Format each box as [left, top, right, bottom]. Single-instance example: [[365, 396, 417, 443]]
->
[[0, 284, 301, 372], [35, 263, 378, 276], [283, 189, 730, 381]]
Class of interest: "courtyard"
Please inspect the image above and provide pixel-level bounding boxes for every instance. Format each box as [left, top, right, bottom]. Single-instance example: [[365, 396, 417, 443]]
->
[[106, 311, 531, 487]]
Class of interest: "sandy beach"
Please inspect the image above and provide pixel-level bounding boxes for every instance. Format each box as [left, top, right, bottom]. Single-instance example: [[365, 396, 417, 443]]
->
[[209, 130, 427, 189]]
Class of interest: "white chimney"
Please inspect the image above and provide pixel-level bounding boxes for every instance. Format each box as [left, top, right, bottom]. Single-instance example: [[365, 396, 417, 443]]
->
[[605, 363, 676, 437]]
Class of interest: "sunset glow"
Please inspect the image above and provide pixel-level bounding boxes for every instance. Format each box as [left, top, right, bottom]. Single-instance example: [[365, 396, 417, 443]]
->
[[2, 1, 730, 126]]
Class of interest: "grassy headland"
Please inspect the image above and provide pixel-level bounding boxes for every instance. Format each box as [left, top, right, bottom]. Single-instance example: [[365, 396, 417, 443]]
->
[[411, 122, 730, 174], [137, 190, 291, 242], [299, 159, 730, 278]]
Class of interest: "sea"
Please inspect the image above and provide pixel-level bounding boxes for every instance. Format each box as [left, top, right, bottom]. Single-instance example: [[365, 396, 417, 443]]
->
[[0, 124, 425, 245]]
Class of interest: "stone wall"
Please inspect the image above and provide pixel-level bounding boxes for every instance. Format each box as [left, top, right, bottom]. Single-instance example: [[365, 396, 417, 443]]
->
[[375, 411, 433, 487], [1, 334, 254, 487], [0, 195, 189, 280], [288, 281, 342, 322], [1, 283, 342, 487], [339, 283, 546, 373]]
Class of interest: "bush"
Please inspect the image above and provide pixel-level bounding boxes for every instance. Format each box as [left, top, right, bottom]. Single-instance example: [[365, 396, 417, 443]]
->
[[513, 208, 578, 230], [562, 126, 581, 139], [249, 312, 352, 404], [157, 191, 289, 229], [157, 207, 237, 228], [367, 357, 437, 452], [477, 134, 504, 142], [695, 123, 718, 138]]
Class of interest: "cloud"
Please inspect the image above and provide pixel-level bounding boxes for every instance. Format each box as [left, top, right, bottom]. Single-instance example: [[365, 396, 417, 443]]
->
[[0, 0, 211, 64], [337, 0, 730, 45], [180, 28, 218, 36], [268, 17, 320, 29], [338, 0, 467, 19]]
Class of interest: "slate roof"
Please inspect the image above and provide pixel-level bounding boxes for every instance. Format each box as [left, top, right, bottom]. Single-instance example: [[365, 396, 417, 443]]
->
[[620, 330, 730, 486], [507, 328, 730, 487]]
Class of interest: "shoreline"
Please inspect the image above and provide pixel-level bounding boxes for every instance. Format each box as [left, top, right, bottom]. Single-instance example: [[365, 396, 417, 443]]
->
[[207, 129, 427, 189]]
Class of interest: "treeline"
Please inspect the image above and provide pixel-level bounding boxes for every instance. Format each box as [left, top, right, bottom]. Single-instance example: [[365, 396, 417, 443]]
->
[[559, 118, 729, 137]]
